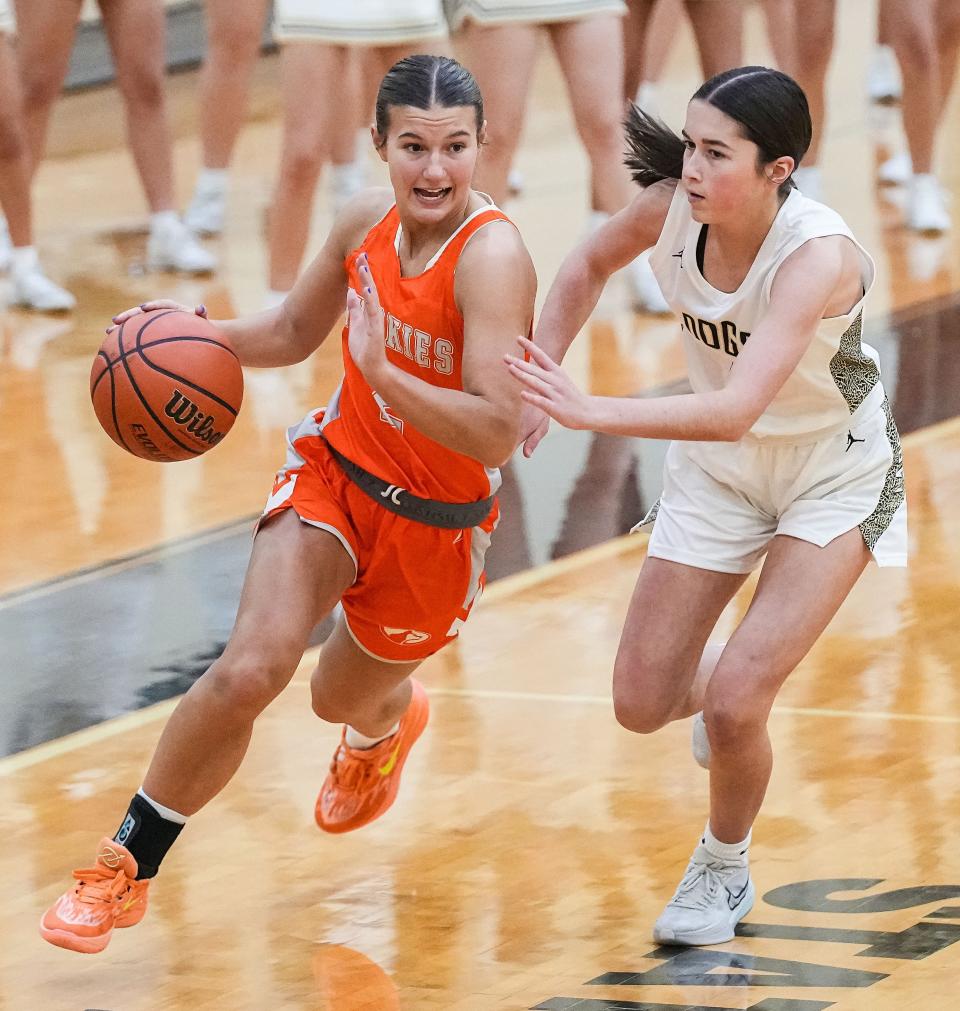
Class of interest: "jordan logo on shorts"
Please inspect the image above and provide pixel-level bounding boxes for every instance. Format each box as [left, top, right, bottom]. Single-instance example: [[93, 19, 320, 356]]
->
[[846, 430, 866, 452], [381, 626, 431, 646]]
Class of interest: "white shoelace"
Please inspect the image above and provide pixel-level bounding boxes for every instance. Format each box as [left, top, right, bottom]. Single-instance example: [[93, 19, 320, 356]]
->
[[671, 858, 743, 911]]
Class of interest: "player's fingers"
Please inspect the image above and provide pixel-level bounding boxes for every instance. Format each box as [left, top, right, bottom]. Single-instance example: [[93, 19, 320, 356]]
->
[[519, 389, 553, 415], [110, 305, 145, 325], [517, 335, 558, 370], [346, 288, 365, 326], [356, 254, 383, 318], [506, 360, 554, 397], [505, 355, 553, 388], [523, 419, 549, 457], [110, 300, 192, 326]]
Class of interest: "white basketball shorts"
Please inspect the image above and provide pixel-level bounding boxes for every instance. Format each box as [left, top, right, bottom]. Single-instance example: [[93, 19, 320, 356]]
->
[[639, 397, 908, 573]]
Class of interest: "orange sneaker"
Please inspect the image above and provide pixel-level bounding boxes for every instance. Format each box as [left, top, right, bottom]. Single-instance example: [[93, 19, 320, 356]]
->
[[39, 837, 150, 954], [316, 679, 430, 834]]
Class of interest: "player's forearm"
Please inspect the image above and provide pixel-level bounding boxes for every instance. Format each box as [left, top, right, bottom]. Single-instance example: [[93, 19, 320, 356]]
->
[[373, 365, 518, 470], [589, 390, 751, 442], [534, 252, 609, 363], [217, 304, 321, 368]]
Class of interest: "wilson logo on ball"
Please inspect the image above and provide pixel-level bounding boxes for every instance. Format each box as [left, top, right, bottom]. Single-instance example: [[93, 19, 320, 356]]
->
[[163, 389, 228, 447]]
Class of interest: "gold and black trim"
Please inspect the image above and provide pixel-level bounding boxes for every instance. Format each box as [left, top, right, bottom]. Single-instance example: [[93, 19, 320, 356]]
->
[[859, 397, 904, 551], [829, 311, 880, 414]]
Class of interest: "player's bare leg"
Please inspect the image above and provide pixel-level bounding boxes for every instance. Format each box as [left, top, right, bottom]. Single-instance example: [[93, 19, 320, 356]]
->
[[40, 510, 354, 952], [311, 620, 430, 833]]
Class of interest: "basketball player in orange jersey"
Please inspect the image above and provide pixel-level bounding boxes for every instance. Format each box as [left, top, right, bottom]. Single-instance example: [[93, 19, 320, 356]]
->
[[40, 54, 536, 955]]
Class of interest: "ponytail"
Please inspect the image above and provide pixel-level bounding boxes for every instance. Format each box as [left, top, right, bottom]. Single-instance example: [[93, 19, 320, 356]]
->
[[623, 104, 685, 188]]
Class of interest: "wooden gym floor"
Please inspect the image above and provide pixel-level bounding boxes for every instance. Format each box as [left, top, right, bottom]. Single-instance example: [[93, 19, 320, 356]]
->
[[2, 2, 960, 1008]]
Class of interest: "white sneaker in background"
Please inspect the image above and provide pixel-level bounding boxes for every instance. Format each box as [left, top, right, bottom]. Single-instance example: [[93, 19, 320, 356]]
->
[[10, 249, 76, 312], [867, 44, 902, 103], [627, 249, 670, 315], [792, 166, 823, 202], [691, 711, 711, 770], [507, 168, 525, 198], [908, 174, 951, 233], [185, 187, 227, 236], [653, 841, 754, 946], [878, 152, 912, 185], [147, 214, 218, 274], [185, 168, 229, 235]]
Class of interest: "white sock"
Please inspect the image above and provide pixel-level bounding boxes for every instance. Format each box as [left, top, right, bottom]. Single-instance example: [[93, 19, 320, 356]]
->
[[703, 822, 751, 862], [195, 167, 229, 196], [11, 245, 39, 275], [150, 210, 180, 236], [344, 722, 400, 750], [137, 786, 189, 825]]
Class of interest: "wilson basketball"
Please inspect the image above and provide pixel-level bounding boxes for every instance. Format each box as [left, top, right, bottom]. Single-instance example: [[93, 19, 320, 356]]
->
[[89, 309, 244, 462]]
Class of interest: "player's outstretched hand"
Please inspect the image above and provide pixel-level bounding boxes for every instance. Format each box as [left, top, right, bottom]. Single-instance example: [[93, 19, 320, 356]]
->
[[505, 336, 595, 431], [347, 253, 387, 381], [518, 401, 550, 458], [105, 300, 207, 336]]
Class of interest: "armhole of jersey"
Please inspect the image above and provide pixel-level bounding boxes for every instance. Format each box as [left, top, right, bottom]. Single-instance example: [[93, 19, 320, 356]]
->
[[346, 202, 398, 267], [650, 182, 690, 268], [761, 228, 875, 312], [448, 214, 518, 327]]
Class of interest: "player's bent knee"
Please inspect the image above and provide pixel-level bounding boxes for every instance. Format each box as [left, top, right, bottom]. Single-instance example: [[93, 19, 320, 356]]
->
[[612, 692, 673, 735], [120, 74, 165, 113], [20, 74, 62, 113], [279, 148, 324, 191], [704, 700, 765, 753], [203, 654, 295, 715], [580, 118, 623, 152]]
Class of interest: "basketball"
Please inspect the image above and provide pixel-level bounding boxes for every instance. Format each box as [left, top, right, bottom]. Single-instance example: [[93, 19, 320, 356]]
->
[[89, 308, 244, 462]]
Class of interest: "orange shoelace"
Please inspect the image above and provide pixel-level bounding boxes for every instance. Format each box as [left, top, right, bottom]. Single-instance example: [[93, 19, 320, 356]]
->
[[71, 866, 129, 905], [327, 745, 384, 793]]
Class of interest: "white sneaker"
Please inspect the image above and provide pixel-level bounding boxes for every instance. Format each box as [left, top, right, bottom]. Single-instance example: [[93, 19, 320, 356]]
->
[[10, 261, 76, 312], [507, 168, 525, 198], [792, 166, 823, 202], [0, 217, 11, 272], [184, 186, 227, 236], [692, 711, 711, 769], [147, 217, 218, 274], [908, 174, 951, 233], [627, 250, 670, 314], [878, 152, 912, 185], [653, 842, 754, 946], [867, 44, 902, 103]]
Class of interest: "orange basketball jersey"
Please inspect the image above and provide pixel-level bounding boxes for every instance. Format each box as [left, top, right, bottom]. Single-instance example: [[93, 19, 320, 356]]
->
[[321, 200, 514, 505]]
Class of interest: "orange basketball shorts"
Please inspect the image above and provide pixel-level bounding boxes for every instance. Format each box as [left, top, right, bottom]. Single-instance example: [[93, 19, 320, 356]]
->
[[260, 412, 498, 662]]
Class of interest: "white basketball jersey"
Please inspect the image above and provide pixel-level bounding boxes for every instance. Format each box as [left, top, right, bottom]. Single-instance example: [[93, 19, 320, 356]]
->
[[649, 184, 884, 441]]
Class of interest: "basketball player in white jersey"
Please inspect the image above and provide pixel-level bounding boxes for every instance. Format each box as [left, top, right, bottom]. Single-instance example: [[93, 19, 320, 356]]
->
[[506, 66, 907, 946]]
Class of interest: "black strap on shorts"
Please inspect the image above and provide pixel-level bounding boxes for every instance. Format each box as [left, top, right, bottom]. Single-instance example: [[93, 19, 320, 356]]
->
[[325, 440, 495, 530]]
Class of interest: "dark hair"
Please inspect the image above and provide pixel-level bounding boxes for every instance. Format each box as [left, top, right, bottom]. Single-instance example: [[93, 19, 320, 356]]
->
[[375, 54, 484, 140], [624, 66, 812, 197]]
